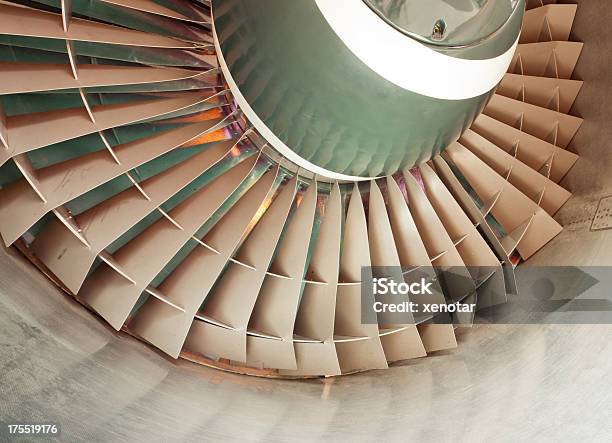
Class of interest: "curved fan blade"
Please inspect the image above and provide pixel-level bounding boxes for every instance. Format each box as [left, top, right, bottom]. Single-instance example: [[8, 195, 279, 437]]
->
[[0, 0, 582, 377]]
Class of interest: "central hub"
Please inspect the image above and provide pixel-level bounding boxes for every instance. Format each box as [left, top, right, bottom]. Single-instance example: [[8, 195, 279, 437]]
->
[[213, 0, 524, 179]]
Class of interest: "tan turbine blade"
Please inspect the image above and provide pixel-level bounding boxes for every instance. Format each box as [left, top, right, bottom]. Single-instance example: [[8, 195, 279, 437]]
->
[[0, 3, 198, 48], [0, 1, 586, 377], [0, 63, 216, 95]]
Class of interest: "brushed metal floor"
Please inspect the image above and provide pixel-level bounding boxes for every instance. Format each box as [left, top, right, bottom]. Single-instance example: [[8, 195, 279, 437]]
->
[[1, 245, 611, 442]]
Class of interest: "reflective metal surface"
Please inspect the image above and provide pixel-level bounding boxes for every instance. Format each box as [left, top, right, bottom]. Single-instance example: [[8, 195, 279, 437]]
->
[[2, 246, 611, 441], [363, 0, 520, 47], [213, 0, 523, 177]]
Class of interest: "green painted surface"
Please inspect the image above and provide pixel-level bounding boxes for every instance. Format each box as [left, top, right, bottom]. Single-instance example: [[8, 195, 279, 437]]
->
[[213, 0, 522, 177]]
